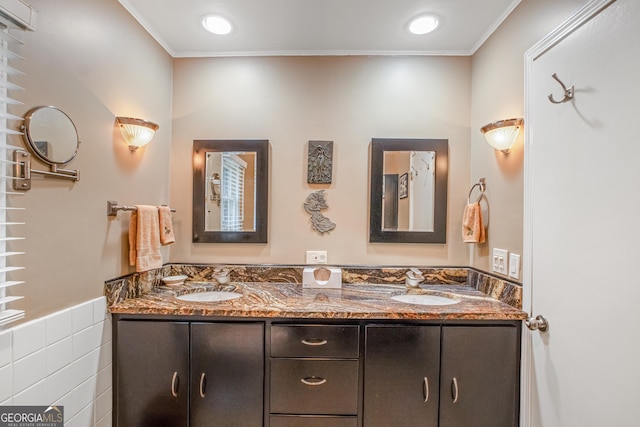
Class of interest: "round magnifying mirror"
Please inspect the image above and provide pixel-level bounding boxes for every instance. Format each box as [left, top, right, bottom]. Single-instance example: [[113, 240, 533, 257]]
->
[[22, 106, 80, 165]]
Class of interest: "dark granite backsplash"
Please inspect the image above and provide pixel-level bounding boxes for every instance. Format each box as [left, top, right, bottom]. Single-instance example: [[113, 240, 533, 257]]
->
[[467, 269, 522, 309], [105, 264, 522, 309]]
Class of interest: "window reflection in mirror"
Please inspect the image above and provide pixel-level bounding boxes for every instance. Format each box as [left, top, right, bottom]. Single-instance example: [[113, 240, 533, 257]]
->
[[205, 152, 257, 232], [193, 139, 268, 243]]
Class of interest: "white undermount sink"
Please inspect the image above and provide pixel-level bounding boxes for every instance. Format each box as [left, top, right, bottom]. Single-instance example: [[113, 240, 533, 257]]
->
[[391, 293, 460, 306], [176, 291, 242, 303]]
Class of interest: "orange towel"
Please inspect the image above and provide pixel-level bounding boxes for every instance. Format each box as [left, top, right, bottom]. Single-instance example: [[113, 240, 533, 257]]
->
[[129, 205, 163, 272], [158, 206, 175, 245], [128, 210, 137, 267], [462, 202, 485, 243]]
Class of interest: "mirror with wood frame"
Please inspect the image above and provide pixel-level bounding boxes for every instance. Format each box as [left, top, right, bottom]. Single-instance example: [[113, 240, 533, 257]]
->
[[370, 138, 448, 243], [193, 139, 268, 243]]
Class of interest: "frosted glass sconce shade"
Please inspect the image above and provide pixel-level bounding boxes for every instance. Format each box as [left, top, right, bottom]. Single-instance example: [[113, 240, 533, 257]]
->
[[116, 117, 159, 151], [480, 118, 523, 154]]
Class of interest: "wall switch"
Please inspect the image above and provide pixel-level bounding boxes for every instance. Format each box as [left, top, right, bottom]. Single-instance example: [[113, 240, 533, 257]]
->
[[509, 253, 521, 280], [492, 248, 509, 275], [306, 250, 328, 264]]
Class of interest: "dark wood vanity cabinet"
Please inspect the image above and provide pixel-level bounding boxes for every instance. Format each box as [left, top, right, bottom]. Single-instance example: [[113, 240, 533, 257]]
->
[[115, 320, 264, 427], [114, 319, 520, 427], [269, 325, 360, 427], [363, 325, 441, 427], [363, 324, 521, 427], [439, 326, 520, 427], [115, 321, 189, 427], [190, 322, 264, 426]]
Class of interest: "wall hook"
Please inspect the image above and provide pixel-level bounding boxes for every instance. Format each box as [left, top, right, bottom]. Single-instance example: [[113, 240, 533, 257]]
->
[[548, 73, 574, 104]]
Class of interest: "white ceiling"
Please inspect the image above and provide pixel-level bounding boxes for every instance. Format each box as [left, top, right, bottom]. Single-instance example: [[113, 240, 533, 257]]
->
[[119, 0, 521, 58]]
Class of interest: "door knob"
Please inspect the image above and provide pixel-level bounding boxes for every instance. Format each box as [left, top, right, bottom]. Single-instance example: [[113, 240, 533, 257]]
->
[[526, 314, 549, 332]]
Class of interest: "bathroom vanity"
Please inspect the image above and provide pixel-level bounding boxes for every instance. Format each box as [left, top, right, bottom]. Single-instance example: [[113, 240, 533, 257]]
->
[[108, 267, 525, 427]]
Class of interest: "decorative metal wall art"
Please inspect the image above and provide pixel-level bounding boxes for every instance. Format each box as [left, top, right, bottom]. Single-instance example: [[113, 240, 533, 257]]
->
[[399, 172, 408, 199], [304, 190, 336, 235], [307, 140, 333, 184]]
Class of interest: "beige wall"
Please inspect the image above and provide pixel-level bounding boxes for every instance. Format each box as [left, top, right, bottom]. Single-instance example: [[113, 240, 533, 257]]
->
[[171, 56, 471, 266], [469, 0, 589, 274], [7, 0, 594, 323], [8, 0, 173, 322]]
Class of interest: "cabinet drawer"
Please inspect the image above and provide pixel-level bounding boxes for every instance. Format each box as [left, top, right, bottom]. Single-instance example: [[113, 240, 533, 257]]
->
[[271, 325, 359, 358], [270, 415, 358, 427], [270, 359, 359, 415]]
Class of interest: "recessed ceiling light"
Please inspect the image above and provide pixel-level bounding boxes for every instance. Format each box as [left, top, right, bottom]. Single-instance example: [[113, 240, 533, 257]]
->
[[202, 15, 232, 35], [408, 14, 439, 35]]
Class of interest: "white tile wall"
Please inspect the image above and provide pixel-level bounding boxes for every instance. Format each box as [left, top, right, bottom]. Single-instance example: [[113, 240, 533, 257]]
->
[[12, 320, 45, 360], [45, 309, 72, 346], [0, 364, 11, 402], [0, 329, 13, 366], [0, 297, 112, 426], [13, 349, 46, 394]]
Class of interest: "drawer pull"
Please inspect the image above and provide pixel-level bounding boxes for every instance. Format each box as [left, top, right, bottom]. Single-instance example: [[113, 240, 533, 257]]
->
[[451, 377, 459, 403], [301, 338, 328, 346], [301, 376, 327, 386], [171, 372, 179, 397], [199, 373, 206, 398], [423, 376, 429, 403]]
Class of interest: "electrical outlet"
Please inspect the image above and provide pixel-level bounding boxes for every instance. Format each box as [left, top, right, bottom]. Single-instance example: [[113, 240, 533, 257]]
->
[[509, 253, 521, 280], [492, 248, 509, 275], [306, 250, 327, 264]]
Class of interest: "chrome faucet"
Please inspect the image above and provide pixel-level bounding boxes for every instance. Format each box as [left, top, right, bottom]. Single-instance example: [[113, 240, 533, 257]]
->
[[212, 267, 230, 284], [405, 268, 424, 288]]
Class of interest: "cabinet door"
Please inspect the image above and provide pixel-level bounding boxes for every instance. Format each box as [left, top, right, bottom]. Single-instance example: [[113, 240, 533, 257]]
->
[[190, 322, 264, 427], [363, 325, 440, 427], [439, 326, 520, 427], [115, 320, 189, 427]]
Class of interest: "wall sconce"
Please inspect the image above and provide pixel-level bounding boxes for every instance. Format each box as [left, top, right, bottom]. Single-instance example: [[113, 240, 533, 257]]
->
[[115, 117, 159, 151], [209, 173, 221, 206], [480, 118, 523, 154]]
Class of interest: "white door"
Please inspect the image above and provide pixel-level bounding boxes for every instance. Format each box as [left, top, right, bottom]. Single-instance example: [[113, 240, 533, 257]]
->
[[524, 0, 640, 426]]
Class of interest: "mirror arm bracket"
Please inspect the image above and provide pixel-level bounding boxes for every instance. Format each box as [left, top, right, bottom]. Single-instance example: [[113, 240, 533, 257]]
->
[[13, 150, 80, 191]]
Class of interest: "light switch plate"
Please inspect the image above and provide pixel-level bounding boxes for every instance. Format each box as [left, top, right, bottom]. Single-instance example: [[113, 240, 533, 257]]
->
[[492, 248, 509, 275], [509, 253, 521, 280], [306, 250, 327, 264]]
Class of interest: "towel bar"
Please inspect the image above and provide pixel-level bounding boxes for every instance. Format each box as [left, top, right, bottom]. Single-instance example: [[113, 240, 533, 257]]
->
[[107, 200, 176, 217]]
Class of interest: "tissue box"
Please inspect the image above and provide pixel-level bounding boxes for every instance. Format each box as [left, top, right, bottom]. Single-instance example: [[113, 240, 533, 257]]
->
[[302, 267, 342, 289]]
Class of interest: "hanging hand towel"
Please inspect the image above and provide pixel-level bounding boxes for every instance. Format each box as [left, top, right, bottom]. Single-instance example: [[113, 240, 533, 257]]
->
[[158, 206, 175, 245], [462, 202, 486, 243], [128, 210, 137, 267], [128, 205, 163, 272]]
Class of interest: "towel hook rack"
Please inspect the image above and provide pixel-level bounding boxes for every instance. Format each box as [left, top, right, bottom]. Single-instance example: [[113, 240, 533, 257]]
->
[[548, 73, 574, 104], [468, 178, 486, 204], [107, 200, 176, 217]]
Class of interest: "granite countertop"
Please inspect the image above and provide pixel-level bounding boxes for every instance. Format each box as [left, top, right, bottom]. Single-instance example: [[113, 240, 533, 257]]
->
[[108, 280, 527, 321]]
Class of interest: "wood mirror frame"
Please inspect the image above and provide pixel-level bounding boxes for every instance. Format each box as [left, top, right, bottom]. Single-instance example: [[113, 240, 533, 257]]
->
[[369, 138, 448, 243], [193, 139, 269, 243]]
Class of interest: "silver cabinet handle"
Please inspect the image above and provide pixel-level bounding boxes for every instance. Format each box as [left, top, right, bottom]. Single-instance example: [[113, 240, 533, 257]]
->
[[199, 373, 206, 398], [423, 377, 429, 403], [301, 377, 327, 386], [301, 338, 328, 346], [451, 377, 459, 403], [171, 372, 178, 397]]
